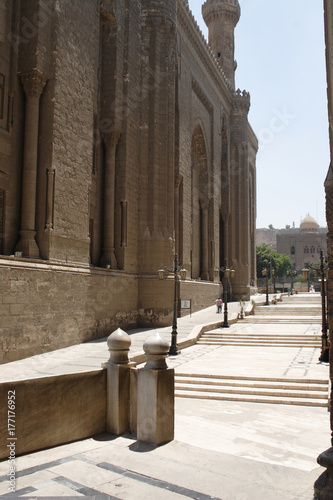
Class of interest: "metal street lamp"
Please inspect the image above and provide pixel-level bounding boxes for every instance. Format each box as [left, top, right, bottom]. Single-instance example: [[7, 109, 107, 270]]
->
[[217, 259, 235, 328], [158, 253, 186, 356], [262, 268, 269, 306], [302, 250, 328, 361], [287, 269, 296, 295]]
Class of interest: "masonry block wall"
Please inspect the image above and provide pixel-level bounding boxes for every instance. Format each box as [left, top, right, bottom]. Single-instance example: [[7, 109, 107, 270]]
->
[[0, 0, 257, 362]]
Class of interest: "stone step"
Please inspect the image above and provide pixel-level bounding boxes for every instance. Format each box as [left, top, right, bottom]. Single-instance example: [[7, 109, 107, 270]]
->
[[198, 337, 321, 346], [254, 310, 321, 316], [241, 318, 321, 324], [248, 312, 321, 315], [203, 333, 321, 339], [175, 391, 329, 407], [175, 373, 329, 407], [175, 384, 326, 399], [175, 376, 328, 392], [200, 335, 321, 341], [198, 332, 321, 347], [175, 373, 328, 384], [197, 341, 321, 347]]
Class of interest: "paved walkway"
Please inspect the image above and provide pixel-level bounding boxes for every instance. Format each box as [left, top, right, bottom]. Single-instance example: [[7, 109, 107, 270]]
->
[[0, 294, 266, 382], [0, 293, 330, 499]]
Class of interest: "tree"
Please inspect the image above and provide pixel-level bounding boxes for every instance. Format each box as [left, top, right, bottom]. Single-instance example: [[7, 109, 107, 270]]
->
[[256, 244, 292, 278], [275, 253, 293, 277], [285, 224, 291, 230], [268, 224, 274, 230]]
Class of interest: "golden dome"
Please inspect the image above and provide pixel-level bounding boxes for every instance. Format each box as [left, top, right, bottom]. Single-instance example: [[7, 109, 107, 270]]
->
[[300, 214, 319, 230]]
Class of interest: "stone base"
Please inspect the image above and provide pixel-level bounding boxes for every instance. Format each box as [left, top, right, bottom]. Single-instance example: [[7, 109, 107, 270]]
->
[[314, 447, 333, 499], [231, 284, 251, 301], [100, 248, 117, 268], [15, 230, 39, 258]]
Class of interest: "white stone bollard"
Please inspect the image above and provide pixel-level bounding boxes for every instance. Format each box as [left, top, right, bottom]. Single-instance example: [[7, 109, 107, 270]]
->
[[137, 332, 174, 445], [102, 328, 134, 435]]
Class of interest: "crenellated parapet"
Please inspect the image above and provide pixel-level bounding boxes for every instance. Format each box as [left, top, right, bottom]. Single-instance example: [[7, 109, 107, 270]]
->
[[177, 0, 234, 99], [202, 0, 240, 28], [232, 88, 250, 116]]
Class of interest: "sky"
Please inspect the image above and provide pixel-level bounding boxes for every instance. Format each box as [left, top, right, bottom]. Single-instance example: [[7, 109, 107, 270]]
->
[[188, 0, 329, 229]]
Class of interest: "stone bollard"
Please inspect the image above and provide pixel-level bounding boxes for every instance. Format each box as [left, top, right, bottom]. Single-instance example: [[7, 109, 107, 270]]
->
[[102, 328, 134, 436], [137, 332, 174, 445], [314, 447, 333, 499]]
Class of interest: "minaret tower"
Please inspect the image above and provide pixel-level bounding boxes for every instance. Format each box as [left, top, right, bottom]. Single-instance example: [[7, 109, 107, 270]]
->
[[202, 0, 240, 88]]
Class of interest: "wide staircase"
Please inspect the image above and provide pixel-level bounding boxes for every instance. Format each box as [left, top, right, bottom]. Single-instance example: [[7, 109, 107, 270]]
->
[[175, 373, 329, 407], [197, 296, 322, 347], [241, 299, 322, 325], [175, 294, 329, 407]]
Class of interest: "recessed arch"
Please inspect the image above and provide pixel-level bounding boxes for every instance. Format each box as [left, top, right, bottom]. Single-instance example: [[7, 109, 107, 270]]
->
[[191, 124, 209, 280]]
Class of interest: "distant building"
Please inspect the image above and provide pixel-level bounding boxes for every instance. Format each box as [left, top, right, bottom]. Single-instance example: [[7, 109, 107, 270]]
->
[[256, 215, 327, 273], [276, 215, 327, 272], [256, 228, 278, 250]]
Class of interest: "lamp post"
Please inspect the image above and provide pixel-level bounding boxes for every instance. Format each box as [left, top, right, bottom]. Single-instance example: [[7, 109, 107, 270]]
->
[[158, 253, 186, 356], [262, 268, 269, 305], [287, 269, 296, 295], [302, 250, 328, 361], [272, 268, 275, 294], [215, 259, 235, 328]]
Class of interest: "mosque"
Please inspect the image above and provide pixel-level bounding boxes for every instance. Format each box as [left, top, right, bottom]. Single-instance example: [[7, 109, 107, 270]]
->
[[276, 215, 328, 273], [0, 0, 257, 362]]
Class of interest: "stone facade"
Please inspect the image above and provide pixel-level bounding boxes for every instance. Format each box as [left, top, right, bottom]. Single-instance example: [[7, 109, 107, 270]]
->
[[0, 0, 257, 362]]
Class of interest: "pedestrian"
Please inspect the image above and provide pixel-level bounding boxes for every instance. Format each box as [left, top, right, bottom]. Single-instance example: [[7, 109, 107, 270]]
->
[[215, 297, 223, 313]]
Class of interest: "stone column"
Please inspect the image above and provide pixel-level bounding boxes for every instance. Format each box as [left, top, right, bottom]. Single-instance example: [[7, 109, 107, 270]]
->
[[45, 166, 55, 229], [201, 201, 209, 280], [16, 70, 47, 258], [174, 174, 182, 257], [102, 328, 134, 436], [100, 130, 120, 268], [120, 200, 127, 247], [137, 332, 174, 445]]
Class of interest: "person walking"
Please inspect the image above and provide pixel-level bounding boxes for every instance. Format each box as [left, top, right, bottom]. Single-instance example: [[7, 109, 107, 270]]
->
[[215, 297, 223, 313]]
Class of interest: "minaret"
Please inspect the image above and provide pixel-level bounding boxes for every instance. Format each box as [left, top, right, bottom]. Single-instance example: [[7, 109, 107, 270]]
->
[[202, 0, 240, 88]]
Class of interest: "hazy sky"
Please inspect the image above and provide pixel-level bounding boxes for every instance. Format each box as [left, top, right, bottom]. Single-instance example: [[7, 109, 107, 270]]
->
[[188, 0, 329, 229]]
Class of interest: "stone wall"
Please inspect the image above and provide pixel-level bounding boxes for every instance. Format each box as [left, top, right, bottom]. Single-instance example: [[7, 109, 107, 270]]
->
[[180, 280, 222, 316], [0, 0, 257, 362], [0, 370, 106, 460], [0, 258, 139, 363]]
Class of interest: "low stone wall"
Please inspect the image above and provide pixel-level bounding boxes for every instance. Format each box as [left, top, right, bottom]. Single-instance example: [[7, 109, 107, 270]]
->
[[0, 370, 106, 461], [0, 258, 139, 363], [0, 259, 223, 363]]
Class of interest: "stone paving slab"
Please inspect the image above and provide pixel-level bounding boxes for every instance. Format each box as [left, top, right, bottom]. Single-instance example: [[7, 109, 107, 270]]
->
[[168, 343, 328, 380], [0, 292, 330, 499], [0, 399, 329, 499]]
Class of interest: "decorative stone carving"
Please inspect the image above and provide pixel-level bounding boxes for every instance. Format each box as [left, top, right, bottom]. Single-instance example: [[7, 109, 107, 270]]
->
[[20, 70, 47, 98], [143, 331, 169, 370], [105, 327, 131, 365]]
